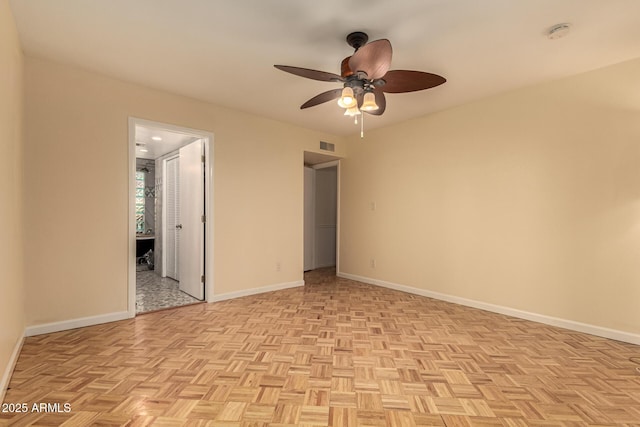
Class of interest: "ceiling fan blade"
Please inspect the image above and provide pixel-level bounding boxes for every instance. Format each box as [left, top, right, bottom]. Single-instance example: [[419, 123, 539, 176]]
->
[[300, 88, 343, 109], [381, 70, 446, 93], [275, 65, 344, 82], [348, 39, 392, 80]]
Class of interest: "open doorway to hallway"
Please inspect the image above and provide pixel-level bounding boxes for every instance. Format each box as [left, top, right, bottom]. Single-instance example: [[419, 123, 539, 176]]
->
[[303, 151, 341, 274], [129, 118, 213, 315]]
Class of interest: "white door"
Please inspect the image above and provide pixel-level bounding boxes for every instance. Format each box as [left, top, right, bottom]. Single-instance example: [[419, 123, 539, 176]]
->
[[178, 139, 205, 300], [165, 156, 180, 280]]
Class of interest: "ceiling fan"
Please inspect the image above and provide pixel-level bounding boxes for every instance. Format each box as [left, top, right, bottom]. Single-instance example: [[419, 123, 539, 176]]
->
[[274, 31, 446, 120]]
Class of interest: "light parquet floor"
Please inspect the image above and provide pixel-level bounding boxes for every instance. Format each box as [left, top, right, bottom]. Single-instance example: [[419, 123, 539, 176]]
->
[[2, 268, 640, 426]]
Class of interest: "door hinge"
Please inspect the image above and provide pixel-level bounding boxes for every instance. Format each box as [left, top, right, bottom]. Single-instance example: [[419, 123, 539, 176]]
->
[[201, 275, 205, 283], [201, 215, 206, 223], [201, 155, 206, 163]]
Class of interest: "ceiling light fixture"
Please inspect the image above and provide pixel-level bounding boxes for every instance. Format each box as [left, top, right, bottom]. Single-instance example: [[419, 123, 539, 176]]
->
[[360, 91, 379, 111], [344, 105, 361, 117], [337, 87, 357, 108], [151, 136, 162, 141], [275, 31, 446, 138]]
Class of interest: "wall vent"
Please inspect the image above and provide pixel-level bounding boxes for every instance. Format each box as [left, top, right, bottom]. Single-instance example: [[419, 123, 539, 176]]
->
[[320, 141, 335, 152]]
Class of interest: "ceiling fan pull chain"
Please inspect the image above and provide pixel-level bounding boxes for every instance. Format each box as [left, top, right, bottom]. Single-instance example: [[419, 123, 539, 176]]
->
[[361, 112, 364, 138]]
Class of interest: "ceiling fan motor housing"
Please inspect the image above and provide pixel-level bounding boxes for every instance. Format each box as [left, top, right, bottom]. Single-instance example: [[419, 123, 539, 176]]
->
[[343, 74, 379, 96], [346, 31, 369, 50]]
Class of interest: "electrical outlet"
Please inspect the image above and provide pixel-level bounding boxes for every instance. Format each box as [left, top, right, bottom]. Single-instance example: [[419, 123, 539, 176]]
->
[[276, 262, 281, 272], [370, 258, 376, 269]]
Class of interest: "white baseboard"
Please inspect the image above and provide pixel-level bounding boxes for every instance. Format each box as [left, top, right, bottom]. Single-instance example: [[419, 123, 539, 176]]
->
[[0, 333, 24, 404], [25, 281, 306, 336], [212, 280, 304, 302], [338, 272, 640, 346], [25, 311, 130, 337]]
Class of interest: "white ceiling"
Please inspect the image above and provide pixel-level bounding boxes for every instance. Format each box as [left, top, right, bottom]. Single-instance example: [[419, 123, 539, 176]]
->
[[10, 0, 640, 137], [135, 125, 201, 160]]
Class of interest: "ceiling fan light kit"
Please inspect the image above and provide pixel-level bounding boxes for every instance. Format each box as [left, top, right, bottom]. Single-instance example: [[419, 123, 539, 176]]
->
[[337, 87, 357, 108], [344, 105, 361, 117], [361, 91, 379, 111], [275, 31, 446, 137]]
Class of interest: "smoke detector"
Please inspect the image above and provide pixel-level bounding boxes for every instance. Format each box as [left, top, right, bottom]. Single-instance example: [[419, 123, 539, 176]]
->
[[547, 23, 571, 40]]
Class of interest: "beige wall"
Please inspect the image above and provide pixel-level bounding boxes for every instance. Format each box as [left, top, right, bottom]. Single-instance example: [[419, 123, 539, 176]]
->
[[23, 56, 344, 326], [341, 58, 640, 336], [12, 7, 640, 346], [0, 0, 24, 399]]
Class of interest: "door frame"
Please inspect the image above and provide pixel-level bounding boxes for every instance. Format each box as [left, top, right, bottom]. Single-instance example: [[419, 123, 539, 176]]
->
[[303, 158, 341, 274], [128, 117, 214, 317]]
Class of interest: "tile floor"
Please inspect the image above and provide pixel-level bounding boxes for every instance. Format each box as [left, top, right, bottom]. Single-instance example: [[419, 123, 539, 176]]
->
[[136, 267, 201, 314]]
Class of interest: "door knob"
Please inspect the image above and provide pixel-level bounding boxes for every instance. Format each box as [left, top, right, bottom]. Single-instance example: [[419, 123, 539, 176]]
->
[[176, 224, 183, 229]]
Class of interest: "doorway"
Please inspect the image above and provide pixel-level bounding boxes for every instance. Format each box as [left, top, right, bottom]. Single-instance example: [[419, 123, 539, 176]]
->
[[128, 118, 213, 316], [303, 151, 341, 273]]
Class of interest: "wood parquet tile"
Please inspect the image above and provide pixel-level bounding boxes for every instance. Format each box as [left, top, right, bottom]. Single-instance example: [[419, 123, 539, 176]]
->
[[2, 268, 640, 426]]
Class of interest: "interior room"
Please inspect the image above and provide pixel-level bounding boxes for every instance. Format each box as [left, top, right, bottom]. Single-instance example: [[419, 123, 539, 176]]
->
[[134, 123, 208, 314], [2, 0, 640, 425]]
